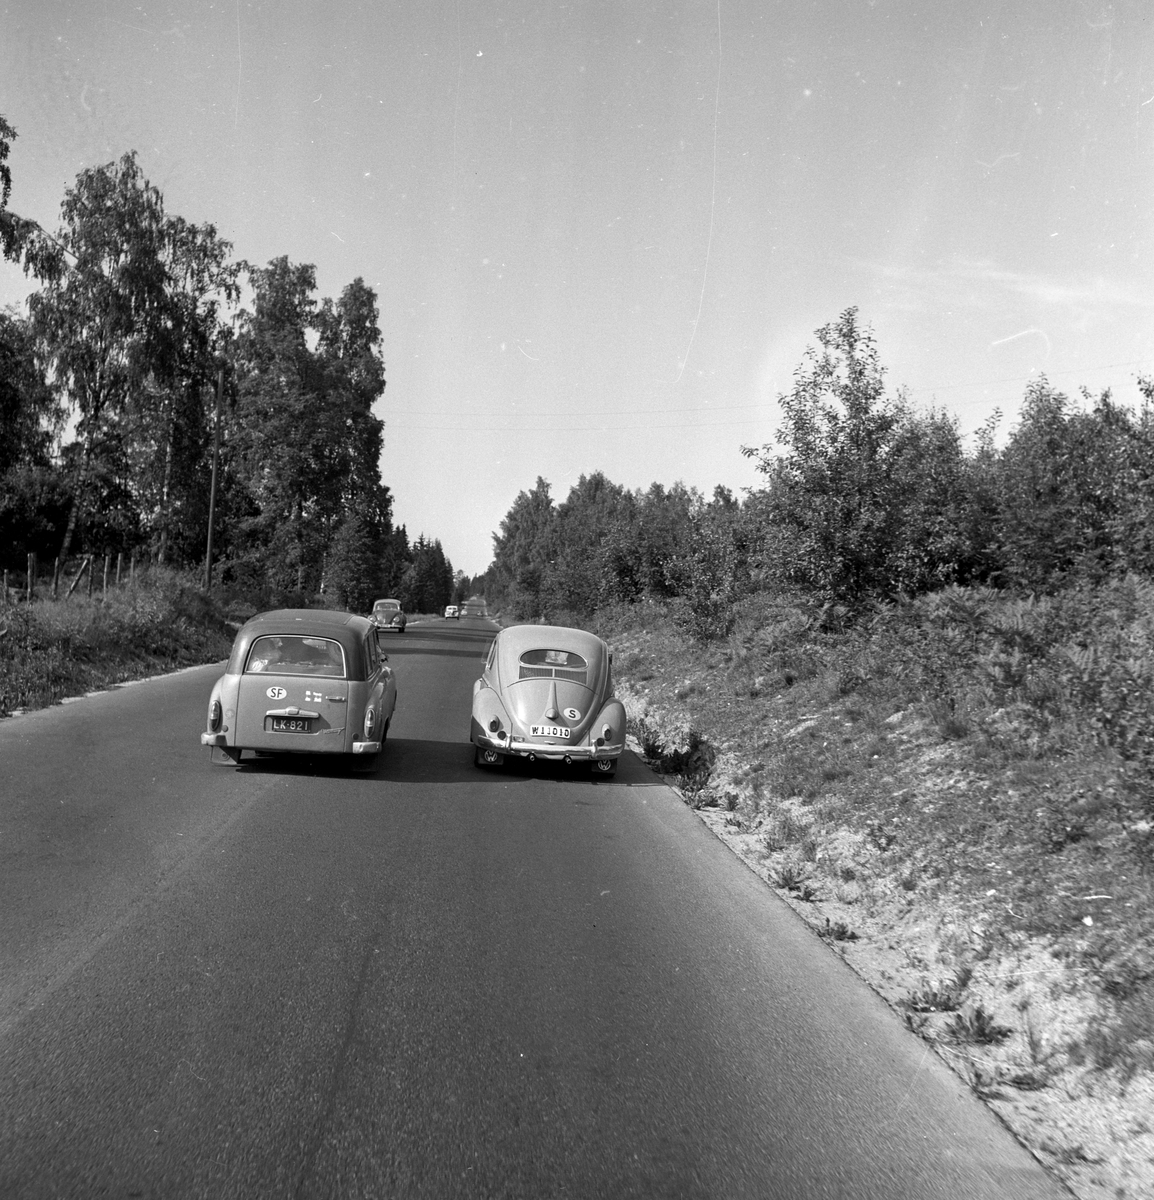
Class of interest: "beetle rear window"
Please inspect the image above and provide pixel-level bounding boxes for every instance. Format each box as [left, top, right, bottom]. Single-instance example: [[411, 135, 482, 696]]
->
[[518, 648, 588, 685], [245, 635, 346, 677]]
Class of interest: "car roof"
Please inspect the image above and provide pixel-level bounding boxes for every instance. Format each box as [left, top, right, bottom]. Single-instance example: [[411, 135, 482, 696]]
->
[[243, 607, 367, 632], [373, 598, 401, 607], [227, 608, 377, 677], [494, 623, 608, 667]]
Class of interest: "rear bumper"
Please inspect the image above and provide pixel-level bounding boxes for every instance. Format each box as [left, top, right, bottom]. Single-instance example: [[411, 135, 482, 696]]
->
[[201, 731, 378, 753], [473, 732, 623, 762]]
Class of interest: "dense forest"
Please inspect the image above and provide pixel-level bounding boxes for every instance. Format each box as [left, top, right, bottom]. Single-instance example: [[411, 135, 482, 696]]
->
[[483, 307, 1154, 637], [0, 117, 459, 615]]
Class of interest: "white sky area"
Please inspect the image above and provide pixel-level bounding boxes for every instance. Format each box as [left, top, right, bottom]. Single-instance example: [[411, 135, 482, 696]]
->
[[4, 1, 1154, 576]]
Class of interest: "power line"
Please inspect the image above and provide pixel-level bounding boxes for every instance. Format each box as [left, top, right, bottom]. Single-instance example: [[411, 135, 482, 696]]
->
[[395, 401, 762, 418], [391, 358, 1154, 424], [379, 358, 1154, 439], [386, 416, 766, 434], [903, 358, 1154, 396]]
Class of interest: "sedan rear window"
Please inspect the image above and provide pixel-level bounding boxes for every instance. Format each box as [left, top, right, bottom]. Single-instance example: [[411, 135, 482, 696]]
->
[[245, 635, 346, 678], [518, 648, 588, 685]]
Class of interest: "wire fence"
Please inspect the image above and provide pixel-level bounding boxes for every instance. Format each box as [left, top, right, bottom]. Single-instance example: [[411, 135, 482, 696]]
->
[[1, 551, 144, 606]]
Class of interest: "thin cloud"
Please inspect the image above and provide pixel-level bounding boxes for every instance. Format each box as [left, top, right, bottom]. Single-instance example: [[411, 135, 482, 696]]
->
[[867, 257, 1154, 314]]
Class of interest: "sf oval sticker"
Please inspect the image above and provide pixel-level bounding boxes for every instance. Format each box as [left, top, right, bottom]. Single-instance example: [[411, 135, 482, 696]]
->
[[266, 686, 287, 700], [564, 707, 581, 721]]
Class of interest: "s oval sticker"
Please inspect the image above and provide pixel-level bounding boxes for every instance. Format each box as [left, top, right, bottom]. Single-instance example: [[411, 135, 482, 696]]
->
[[564, 707, 581, 721], [266, 686, 287, 700]]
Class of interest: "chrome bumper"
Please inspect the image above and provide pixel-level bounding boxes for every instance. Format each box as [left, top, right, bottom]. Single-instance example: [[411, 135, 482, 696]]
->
[[202, 731, 380, 754], [477, 735, 623, 762]]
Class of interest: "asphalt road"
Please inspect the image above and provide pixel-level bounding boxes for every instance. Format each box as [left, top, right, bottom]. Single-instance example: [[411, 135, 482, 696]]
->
[[0, 617, 1069, 1199]]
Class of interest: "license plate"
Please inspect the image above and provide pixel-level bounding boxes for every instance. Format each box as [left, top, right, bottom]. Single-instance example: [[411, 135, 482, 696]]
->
[[269, 717, 312, 733], [530, 724, 570, 739]]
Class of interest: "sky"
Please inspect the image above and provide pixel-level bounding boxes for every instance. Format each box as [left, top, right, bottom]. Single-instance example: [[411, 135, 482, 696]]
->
[[4, 1, 1154, 577]]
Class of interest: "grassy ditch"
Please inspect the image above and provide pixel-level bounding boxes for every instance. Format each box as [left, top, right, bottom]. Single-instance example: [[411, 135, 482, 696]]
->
[[0, 567, 234, 717], [594, 581, 1154, 1200]]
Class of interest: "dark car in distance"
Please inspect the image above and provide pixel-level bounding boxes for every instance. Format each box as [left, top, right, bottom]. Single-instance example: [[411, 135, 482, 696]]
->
[[370, 598, 407, 633]]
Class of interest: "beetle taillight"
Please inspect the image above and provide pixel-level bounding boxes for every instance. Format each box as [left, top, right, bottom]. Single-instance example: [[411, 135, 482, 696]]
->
[[488, 717, 502, 733], [209, 699, 222, 732]]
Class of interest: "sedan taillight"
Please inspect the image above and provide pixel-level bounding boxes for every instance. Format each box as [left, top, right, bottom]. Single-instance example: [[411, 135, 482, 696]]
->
[[209, 699, 222, 732]]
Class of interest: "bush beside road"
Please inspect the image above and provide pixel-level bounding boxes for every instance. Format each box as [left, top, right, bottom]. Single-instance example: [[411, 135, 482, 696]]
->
[[0, 568, 233, 718]]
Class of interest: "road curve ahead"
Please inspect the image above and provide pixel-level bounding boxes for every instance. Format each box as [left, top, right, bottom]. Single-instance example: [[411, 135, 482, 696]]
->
[[0, 618, 1068, 1199]]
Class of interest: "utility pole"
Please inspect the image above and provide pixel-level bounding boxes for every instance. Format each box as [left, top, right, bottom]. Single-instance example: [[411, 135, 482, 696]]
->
[[204, 367, 224, 590]]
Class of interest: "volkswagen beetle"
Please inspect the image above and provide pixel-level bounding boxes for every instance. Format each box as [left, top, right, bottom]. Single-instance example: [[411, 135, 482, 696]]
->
[[370, 597, 406, 633], [471, 624, 626, 777], [200, 609, 397, 769]]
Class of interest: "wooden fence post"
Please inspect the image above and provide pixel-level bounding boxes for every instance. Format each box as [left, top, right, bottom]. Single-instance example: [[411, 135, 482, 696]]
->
[[66, 555, 91, 599], [3, 569, 8, 605], [130, 551, 136, 589], [116, 551, 123, 587], [26, 553, 35, 604], [52, 557, 60, 599], [102, 553, 110, 599]]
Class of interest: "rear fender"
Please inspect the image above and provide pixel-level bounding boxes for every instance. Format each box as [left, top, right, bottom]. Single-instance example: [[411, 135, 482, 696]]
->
[[592, 698, 627, 750], [471, 684, 512, 746], [213, 674, 241, 742]]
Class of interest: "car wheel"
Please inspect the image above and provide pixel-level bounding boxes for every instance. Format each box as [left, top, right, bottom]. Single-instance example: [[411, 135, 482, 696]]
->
[[592, 759, 617, 778]]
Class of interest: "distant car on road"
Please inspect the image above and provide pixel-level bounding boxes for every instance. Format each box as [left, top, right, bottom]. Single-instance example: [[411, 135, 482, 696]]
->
[[370, 597, 406, 633], [444, 605, 459, 619], [471, 624, 626, 777], [460, 600, 487, 619], [200, 608, 397, 769]]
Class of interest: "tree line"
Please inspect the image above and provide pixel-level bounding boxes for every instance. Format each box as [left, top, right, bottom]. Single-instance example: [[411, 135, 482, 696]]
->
[[0, 117, 458, 614], [482, 308, 1154, 635]]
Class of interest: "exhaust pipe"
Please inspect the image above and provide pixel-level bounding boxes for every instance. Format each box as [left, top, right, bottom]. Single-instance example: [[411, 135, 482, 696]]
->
[[528, 753, 537, 763], [563, 755, 573, 766]]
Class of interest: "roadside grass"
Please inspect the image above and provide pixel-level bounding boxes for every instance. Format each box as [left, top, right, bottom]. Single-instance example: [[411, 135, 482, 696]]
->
[[594, 581, 1154, 1198], [0, 567, 234, 717]]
